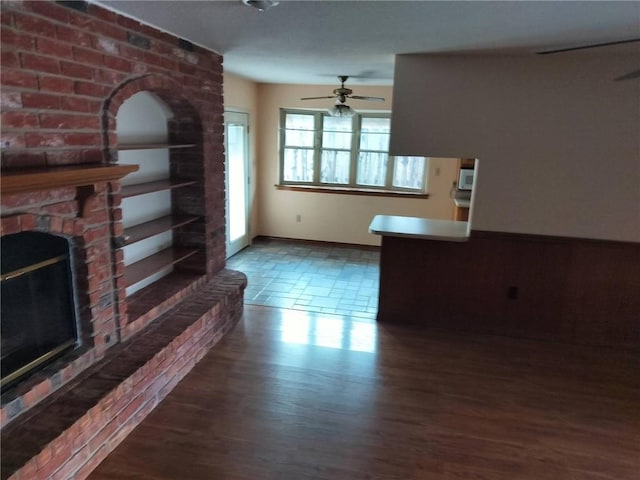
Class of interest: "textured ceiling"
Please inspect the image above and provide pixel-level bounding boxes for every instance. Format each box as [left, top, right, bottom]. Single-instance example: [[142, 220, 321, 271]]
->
[[94, 1, 640, 85]]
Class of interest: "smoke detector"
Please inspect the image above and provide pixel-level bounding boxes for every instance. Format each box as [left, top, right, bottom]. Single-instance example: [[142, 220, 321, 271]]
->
[[242, 0, 279, 12]]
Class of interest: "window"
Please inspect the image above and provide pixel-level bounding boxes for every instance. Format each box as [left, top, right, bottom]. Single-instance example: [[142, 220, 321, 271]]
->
[[280, 109, 428, 192]]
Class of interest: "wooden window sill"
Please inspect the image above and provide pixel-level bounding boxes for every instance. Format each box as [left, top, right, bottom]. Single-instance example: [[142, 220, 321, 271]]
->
[[275, 184, 429, 199]]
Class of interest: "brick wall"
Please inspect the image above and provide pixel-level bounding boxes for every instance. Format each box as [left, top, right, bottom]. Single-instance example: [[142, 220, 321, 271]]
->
[[1, 0, 228, 428], [1, 0, 226, 268]]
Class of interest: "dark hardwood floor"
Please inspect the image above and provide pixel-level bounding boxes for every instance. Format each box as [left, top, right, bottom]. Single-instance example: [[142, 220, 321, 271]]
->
[[89, 305, 640, 479]]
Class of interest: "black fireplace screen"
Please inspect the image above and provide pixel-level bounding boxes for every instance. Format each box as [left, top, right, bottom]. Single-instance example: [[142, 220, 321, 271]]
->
[[1, 232, 78, 390]]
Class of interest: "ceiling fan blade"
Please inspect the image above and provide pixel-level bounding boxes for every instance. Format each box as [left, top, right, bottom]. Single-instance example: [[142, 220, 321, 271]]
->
[[301, 95, 336, 100], [537, 38, 640, 55], [303, 77, 386, 103], [349, 95, 385, 102], [615, 69, 640, 81]]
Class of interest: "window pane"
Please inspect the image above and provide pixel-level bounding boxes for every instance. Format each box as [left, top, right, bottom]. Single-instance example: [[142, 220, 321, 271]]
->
[[284, 113, 315, 147], [285, 129, 314, 147], [360, 117, 390, 151], [360, 132, 389, 151], [322, 116, 352, 149], [324, 116, 352, 132], [357, 152, 388, 186], [283, 148, 314, 182], [393, 156, 426, 190], [323, 131, 352, 149], [286, 114, 315, 130], [321, 150, 350, 184], [361, 117, 390, 132]]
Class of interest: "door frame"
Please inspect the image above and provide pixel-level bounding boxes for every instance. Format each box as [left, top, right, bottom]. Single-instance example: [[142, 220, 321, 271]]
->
[[224, 109, 251, 258]]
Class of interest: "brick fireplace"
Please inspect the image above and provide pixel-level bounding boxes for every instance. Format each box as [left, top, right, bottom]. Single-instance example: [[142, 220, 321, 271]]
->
[[1, 2, 246, 478]]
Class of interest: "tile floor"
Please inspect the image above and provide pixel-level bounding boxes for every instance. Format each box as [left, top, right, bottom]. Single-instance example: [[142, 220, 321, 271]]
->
[[226, 237, 380, 320]]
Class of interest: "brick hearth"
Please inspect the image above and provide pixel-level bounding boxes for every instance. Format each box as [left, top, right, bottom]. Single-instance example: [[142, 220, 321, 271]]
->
[[1, 270, 246, 480], [1, 1, 243, 478]]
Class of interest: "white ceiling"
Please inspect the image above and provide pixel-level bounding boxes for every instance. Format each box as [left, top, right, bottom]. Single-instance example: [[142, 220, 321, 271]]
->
[[94, 1, 640, 86]]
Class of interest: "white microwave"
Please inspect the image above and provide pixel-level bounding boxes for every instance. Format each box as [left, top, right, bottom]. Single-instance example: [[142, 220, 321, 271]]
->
[[458, 168, 474, 191]]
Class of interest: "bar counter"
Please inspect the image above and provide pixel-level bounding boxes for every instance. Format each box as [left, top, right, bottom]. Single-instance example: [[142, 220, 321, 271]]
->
[[369, 215, 469, 242], [367, 216, 640, 348], [368, 215, 471, 324]]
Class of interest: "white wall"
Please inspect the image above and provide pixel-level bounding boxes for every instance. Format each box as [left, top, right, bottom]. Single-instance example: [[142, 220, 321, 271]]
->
[[255, 83, 459, 246], [390, 52, 640, 242]]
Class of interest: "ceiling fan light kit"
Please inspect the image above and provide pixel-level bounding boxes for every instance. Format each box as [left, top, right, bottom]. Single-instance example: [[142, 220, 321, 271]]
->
[[329, 103, 355, 118]]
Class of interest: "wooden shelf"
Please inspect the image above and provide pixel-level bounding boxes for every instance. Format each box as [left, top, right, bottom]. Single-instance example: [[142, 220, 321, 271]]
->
[[1, 164, 139, 196], [121, 179, 197, 198], [117, 143, 196, 151], [124, 215, 199, 245], [124, 247, 199, 288]]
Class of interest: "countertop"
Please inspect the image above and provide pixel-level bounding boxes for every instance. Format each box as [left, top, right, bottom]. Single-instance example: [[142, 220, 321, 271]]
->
[[369, 215, 470, 242]]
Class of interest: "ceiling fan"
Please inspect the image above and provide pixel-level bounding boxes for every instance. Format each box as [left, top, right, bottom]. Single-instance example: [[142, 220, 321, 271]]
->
[[536, 38, 640, 81], [301, 76, 385, 117]]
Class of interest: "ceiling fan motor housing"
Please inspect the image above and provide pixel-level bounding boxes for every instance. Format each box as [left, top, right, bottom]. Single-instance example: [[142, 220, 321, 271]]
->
[[333, 88, 351, 104]]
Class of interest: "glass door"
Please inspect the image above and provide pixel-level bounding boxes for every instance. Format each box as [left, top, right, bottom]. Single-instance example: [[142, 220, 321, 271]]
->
[[224, 110, 250, 257]]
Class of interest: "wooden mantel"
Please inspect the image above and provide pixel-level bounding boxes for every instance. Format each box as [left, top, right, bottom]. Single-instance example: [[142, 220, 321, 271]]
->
[[0, 164, 139, 196]]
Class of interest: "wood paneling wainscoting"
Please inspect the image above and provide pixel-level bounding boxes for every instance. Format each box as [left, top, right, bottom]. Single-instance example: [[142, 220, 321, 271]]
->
[[377, 230, 640, 348]]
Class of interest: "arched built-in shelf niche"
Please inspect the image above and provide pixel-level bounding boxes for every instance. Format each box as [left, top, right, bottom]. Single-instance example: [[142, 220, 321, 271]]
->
[[116, 91, 199, 296]]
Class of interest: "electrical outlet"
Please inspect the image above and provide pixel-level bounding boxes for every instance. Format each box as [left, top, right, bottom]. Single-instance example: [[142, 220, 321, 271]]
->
[[434, 167, 441, 176], [296, 214, 301, 223]]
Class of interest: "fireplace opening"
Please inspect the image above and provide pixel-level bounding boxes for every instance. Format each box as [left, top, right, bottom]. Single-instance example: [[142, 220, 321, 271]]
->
[[1, 232, 79, 391]]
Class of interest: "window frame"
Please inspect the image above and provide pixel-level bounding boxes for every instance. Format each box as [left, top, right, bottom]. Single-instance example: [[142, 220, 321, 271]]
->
[[279, 108, 429, 194]]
